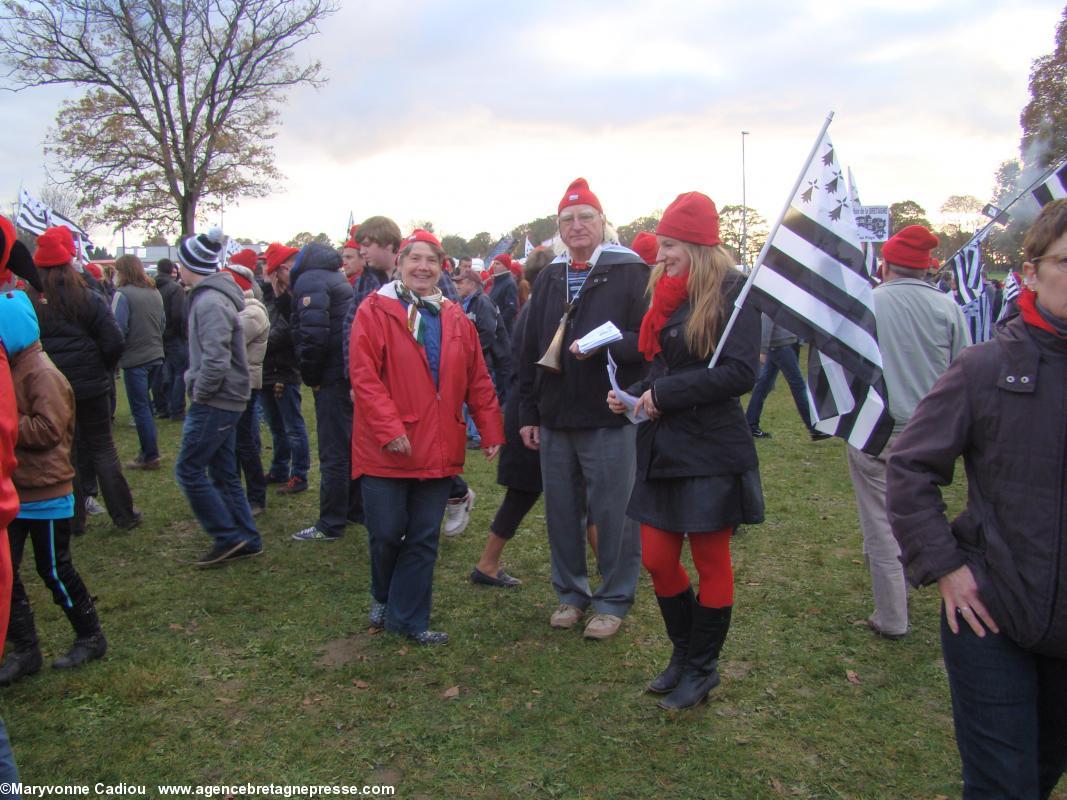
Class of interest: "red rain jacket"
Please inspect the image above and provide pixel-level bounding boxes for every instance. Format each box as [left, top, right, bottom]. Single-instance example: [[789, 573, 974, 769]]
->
[[0, 347, 19, 654]]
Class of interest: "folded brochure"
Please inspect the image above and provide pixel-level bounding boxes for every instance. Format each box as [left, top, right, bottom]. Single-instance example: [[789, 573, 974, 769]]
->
[[606, 350, 649, 424], [576, 321, 623, 354]]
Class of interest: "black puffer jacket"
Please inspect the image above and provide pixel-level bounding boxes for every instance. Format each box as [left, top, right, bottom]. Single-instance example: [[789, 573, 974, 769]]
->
[[155, 273, 187, 342], [518, 245, 649, 430], [627, 270, 760, 479], [290, 243, 353, 386], [34, 285, 125, 401], [263, 291, 301, 386], [888, 311, 1067, 658], [489, 271, 518, 336]]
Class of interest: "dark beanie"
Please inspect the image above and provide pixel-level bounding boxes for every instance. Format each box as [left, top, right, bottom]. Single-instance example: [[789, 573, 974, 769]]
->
[[178, 227, 224, 274]]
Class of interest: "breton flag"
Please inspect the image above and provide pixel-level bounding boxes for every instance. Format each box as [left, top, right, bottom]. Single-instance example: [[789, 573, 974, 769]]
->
[[1003, 270, 1021, 304], [847, 168, 879, 284], [949, 241, 983, 307], [744, 125, 894, 456], [485, 235, 515, 266], [524, 236, 534, 256], [15, 188, 95, 260], [1032, 159, 1067, 207]]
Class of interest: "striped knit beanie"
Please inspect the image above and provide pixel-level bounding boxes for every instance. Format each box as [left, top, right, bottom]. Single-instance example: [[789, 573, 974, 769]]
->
[[178, 227, 224, 274]]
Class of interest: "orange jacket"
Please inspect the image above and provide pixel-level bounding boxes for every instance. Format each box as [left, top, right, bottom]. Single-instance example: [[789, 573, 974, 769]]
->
[[350, 290, 503, 480]]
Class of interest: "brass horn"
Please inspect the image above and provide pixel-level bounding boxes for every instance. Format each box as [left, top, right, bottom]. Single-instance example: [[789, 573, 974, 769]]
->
[[536, 307, 571, 373]]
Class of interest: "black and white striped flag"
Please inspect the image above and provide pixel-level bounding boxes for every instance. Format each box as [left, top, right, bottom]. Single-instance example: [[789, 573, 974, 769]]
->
[[847, 168, 879, 285], [1003, 270, 1021, 304], [16, 188, 95, 259], [949, 242, 983, 306], [1032, 159, 1067, 207], [745, 127, 894, 456]]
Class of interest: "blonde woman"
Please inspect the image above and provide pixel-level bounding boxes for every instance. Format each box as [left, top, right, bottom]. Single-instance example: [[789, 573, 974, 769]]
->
[[608, 192, 763, 709], [112, 254, 166, 469]]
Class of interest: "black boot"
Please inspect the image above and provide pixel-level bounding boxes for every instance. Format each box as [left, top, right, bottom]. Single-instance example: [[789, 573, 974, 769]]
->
[[658, 604, 732, 710], [647, 587, 694, 694], [53, 599, 107, 670], [0, 598, 42, 686]]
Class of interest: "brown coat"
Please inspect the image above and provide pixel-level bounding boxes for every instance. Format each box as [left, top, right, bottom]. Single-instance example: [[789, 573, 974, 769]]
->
[[10, 341, 75, 503], [887, 314, 1067, 658]]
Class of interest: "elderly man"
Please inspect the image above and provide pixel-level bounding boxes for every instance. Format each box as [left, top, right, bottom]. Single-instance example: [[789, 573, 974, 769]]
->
[[518, 177, 649, 639], [848, 225, 969, 639]]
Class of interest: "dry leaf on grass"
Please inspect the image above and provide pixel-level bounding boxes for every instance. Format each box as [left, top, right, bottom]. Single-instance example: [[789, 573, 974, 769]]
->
[[846, 669, 861, 685], [442, 686, 460, 700], [353, 679, 369, 690]]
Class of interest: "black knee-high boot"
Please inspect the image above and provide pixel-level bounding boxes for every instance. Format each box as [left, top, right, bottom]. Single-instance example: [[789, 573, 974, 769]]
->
[[0, 598, 43, 686], [647, 586, 694, 694], [53, 598, 107, 670], [658, 604, 731, 710]]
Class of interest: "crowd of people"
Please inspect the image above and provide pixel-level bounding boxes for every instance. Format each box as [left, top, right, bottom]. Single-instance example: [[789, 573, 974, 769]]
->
[[0, 183, 1064, 797]]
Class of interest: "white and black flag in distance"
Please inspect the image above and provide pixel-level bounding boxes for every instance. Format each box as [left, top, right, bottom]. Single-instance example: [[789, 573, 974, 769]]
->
[[1032, 158, 1067, 207], [748, 130, 894, 456], [949, 241, 983, 307], [1003, 269, 1021, 305], [846, 167, 879, 285], [16, 188, 95, 255]]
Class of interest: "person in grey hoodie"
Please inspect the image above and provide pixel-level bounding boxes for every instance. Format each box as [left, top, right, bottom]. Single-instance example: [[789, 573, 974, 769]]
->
[[173, 228, 263, 567]]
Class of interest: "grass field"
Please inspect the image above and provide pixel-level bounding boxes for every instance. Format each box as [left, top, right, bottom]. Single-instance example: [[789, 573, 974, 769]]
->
[[1, 379, 1062, 799]]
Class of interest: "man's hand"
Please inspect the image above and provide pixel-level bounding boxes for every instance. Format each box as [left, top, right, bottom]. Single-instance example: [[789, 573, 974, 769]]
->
[[520, 425, 540, 450]]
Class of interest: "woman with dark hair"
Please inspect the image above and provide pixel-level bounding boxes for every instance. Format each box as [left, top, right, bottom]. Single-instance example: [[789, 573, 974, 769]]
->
[[112, 254, 165, 470], [26, 227, 140, 533], [609, 192, 762, 710], [887, 199, 1067, 798], [351, 229, 503, 646]]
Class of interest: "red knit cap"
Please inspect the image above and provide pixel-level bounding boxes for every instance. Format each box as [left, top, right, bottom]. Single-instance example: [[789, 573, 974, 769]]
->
[[84, 262, 104, 281], [558, 178, 602, 214], [492, 253, 512, 271], [656, 192, 721, 247], [402, 228, 443, 251], [223, 263, 254, 291], [264, 242, 299, 275], [343, 239, 360, 251], [229, 248, 258, 271], [882, 225, 939, 270], [349, 224, 360, 242], [630, 231, 659, 265], [34, 226, 76, 268]]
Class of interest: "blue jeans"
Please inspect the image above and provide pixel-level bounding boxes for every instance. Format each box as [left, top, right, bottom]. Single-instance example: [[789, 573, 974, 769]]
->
[[313, 382, 361, 535], [362, 475, 452, 636], [123, 361, 162, 460], [236, 389, 266, 507], [161, 339, 188, 418], [744, 345, 814, 431], [941, 610, 1067, 799], [0, 717, 19, 797], [175, 402, 261, 549], [260, 384, 309, 481]]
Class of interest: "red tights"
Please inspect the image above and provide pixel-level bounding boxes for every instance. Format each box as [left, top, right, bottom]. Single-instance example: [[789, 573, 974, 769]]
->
[[641, 524, 733, 608]]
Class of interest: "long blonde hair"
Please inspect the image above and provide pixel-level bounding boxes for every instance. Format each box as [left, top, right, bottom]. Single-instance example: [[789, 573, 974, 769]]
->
[[646, 243, 734, 359]]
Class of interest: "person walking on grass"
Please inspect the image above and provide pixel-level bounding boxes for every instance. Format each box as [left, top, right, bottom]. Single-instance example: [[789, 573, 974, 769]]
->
[[0, 290, 107, 685], [174, 228, 263, 568], [152, 258, 189, 421], [26, 226, 141, 535], [112, 254, 166, 471], [350, 229, 503, 645], [608, 192, 763, 710]]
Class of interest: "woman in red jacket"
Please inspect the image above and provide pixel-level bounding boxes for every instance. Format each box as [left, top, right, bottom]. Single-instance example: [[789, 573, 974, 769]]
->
[[350, 229, 504, 646]]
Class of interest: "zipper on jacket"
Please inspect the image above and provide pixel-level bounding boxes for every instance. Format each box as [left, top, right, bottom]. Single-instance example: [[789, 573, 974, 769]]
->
[[1039, 391, 1066, 643]]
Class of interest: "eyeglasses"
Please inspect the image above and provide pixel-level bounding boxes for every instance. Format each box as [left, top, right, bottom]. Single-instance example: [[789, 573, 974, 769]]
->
[[1034, 253, 1067, 270], [558, 211, 600, 227]]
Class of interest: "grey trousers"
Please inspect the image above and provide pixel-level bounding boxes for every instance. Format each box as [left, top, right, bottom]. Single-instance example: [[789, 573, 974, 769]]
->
[[540, 425, 641, 617], [846, 436, 909, 637]]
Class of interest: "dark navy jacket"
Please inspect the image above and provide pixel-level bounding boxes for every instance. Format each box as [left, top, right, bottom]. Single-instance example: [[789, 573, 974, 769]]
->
[[290, 243, 353, 386]]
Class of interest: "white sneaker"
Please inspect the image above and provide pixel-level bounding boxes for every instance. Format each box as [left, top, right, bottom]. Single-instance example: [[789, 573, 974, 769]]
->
[[84, 496, 105, 516], [442, 489, 475, 537]]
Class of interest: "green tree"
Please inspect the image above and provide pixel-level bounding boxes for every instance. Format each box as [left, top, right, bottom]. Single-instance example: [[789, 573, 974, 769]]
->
[[467, 232, 493, 258], [143, 234, 170, 247], [0, 0, 335, 236], [889, 201, 930, 233], [983, 160, 1027, 268], [508, 215, 558, 252], [718, 205, 768, 266], [440, 235, 470, 258], [286, 232, 332, 248], [616, 214, 660, 248], [1020, 7, 1067, 170]]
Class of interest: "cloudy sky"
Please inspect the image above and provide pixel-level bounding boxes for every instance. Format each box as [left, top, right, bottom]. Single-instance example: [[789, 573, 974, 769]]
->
[[1, 0, 1063, 249]]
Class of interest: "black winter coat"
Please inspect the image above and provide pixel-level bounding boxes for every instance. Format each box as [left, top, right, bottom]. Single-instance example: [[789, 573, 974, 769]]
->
[[887, 313, 1067, 658], [629, 270, 760, 479], [262, 291, 301, 386], [290, 243, 353, 386], [497, 304, 541, 492], [518, 245, 649, 430], [35, 285, 125, 401], [488, 271, 518, 336], [463, 289, 513, 391], [155, 273, 187, 342]]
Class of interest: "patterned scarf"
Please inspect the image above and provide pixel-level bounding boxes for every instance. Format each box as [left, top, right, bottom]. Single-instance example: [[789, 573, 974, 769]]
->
[[393, 280, 444, 344], [638, 273, 689, 361]]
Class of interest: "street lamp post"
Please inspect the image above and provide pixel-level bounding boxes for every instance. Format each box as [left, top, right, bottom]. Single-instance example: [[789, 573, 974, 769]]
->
[[741, 130, 749, 270]]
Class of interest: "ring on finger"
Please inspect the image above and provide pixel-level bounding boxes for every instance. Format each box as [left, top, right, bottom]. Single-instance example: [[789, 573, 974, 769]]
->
[[957, 606, 972, 614]]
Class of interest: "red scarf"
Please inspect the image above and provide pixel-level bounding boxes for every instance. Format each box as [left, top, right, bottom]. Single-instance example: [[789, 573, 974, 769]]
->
[[638, 273, 689, 360], [1019, 288, 1067, 339]]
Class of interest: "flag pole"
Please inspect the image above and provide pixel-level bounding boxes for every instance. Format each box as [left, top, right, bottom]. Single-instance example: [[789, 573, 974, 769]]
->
[[708, 111, 835, 368], [940, 157, 1066, 268]]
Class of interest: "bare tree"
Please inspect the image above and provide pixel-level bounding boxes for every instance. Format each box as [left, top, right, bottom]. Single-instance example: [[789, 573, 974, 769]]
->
[[0, 0, 336, 235]]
